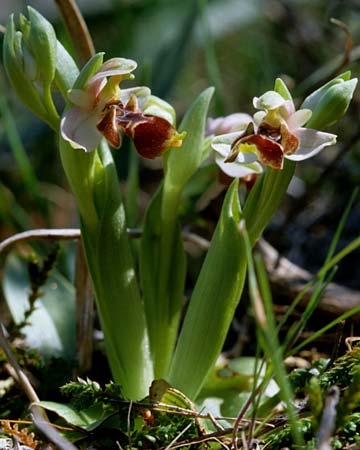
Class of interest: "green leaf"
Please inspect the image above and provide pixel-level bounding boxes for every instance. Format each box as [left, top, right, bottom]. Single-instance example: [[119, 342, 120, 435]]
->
[[3, 254, 76, 359], [168, 180, 247, 400], [36, 401, 106, 431], [164, 87, 214, 194], [80, 142, 154, 400], [140, 184, 186, 378], [140, 185, 163, 332], [141, 88, 213, 378], [197, 357, 278, 421]]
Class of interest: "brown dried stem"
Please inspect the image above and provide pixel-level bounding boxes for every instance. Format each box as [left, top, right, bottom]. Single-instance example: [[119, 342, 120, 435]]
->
[[0, 229, 81, 256], [74, 240, 94, 375], [0, 323, 39, 404], [54, 0, 95, 66]]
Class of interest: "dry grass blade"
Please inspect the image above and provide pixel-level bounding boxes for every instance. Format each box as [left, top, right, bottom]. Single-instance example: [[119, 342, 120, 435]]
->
[[164, 421, 194, 450], [0, 229, 81, 256], [30, 405, 78, 450], [1, 421, 38, 449], [54, 0, 95, 66], [0, 323, 39, 404], [157, 428, 235, 450], [74, 240, 94, 375], [317, 386, 340, 450], [127, 400, 133, 449]]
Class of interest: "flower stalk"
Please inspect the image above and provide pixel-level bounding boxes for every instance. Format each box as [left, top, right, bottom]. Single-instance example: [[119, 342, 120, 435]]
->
[[140, 88, 214, 378]]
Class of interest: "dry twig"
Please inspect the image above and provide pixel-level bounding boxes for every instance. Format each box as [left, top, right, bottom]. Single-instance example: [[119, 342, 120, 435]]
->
[[54, 0, 95, 66]]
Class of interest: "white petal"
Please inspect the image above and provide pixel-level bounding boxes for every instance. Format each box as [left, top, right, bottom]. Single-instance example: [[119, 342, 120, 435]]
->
[[207, 113, 252, 135], [67, 89, 93, 109], [279, 100, 295, 119], [61, 107, 102, 152], [120, 86, 151, 110], [215, 155, 263, 178], [91, 58, 137, 83], [253, 111, 266, 126], [285, 128, 337, 161], [287, 109, 312, 131], [211, 131, 244, 158], [253, 91, 286, 110]]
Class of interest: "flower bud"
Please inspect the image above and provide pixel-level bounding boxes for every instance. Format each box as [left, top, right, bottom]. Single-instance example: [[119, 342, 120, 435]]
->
[[3, 8, 59, 129], [301, 73, 357, 130], [22, 8, 57, 89]]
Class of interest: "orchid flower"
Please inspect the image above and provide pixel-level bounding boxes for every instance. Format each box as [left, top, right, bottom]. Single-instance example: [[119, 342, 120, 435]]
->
[[61, 57, 185, 158], [212, 85, 337, 177], [207, 114, 263, 179]]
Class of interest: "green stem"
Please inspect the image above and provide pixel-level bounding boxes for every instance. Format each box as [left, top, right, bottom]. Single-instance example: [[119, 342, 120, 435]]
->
[[153, 187, 184, 377], [168, 180, 246, 399], [244, 160, 295, 244], [60, 139, 153, 399]]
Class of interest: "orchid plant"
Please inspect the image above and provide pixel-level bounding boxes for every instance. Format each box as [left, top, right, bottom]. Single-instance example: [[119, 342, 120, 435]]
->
[[2, 7, 357, 407]]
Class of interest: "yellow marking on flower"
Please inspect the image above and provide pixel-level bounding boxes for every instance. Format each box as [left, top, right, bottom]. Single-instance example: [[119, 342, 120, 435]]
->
[[238, 143, 258, 154]]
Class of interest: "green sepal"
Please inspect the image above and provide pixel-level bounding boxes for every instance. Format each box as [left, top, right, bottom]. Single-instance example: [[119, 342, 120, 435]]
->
[[168, 179, 246, 400], [72, 52, 104, 91], [274, 78, 294, 108]]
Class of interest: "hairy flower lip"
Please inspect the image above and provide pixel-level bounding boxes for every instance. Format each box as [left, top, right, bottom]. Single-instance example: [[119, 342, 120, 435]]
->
[[241, 134, 284, 170], [279, 123, 300, 155], [116, 109, 185, 159], [96, 105, 121, 148]]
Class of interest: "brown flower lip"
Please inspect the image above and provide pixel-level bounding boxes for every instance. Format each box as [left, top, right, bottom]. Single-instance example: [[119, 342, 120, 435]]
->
[[227, 120, 301, 171], [96, 105, 122, 148], [119, 112, 181, 159], [97, 100, 184, 159]]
